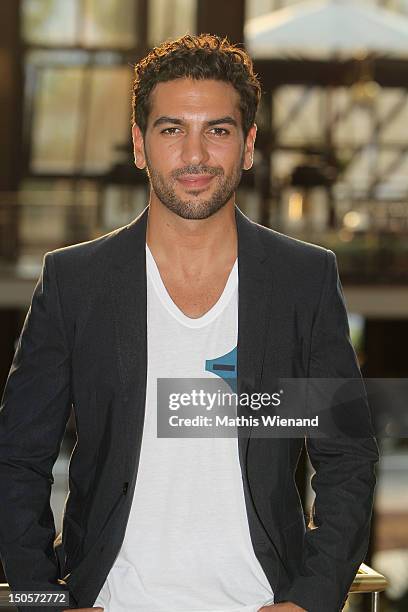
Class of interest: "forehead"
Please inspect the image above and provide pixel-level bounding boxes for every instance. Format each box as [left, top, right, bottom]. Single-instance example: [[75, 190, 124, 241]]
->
[[148, 78, 241, 122]]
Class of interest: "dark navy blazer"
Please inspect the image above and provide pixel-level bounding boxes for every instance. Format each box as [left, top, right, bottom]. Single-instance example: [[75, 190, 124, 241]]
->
[[0, 204, 379, 611]]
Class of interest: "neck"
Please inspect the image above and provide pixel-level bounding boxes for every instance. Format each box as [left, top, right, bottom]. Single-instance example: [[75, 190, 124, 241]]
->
[[145, 198, 238, 277]]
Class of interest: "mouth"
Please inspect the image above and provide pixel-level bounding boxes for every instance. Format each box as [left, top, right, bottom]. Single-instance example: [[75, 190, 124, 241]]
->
[[176, 175, 215, 189]]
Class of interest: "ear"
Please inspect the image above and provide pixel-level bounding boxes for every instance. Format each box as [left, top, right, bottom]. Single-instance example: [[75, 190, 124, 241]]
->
[[132, 123, 147, 169], [243, 123, 257, 171]]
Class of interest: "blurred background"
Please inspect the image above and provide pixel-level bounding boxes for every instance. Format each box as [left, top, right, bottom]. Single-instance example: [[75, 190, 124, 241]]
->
[[0, 1, 407, 611]]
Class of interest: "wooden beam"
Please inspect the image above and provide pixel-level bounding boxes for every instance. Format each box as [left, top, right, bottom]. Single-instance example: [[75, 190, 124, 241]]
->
[[196, 0, 245, 44], [0, 0, 23, 191], [253, 57, 408, 88], [0, 0, 23, 260]]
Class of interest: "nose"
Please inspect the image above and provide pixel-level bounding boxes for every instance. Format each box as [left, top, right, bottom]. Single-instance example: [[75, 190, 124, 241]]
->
[[180, 131, 210, 167]]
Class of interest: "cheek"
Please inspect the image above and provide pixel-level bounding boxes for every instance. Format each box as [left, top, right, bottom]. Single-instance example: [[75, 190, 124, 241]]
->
[[210, 141, 242, 165], [147, 142, 178, 172], [162, 145, 183, 171]]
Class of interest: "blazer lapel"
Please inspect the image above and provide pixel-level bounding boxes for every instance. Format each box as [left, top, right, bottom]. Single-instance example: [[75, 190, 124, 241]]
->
[[109, 205, 149, 480], [109, 203, 274, 480], [235, 206, 274, 469]]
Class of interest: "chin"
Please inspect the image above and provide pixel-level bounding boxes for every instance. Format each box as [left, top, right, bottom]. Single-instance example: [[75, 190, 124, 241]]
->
[[176, 209, 213, 220]]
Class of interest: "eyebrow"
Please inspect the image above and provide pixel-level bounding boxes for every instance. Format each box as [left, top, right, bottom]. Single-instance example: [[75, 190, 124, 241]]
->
[[152, 115, 238, 129]]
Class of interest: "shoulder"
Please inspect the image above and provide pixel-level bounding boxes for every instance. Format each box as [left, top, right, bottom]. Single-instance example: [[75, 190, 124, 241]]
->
[[256, 222, 333, 275], [40, 223, 133, 334], [46, 223, 128, 269], [41, 223, 133, 312], [249, 222, 340, 313]]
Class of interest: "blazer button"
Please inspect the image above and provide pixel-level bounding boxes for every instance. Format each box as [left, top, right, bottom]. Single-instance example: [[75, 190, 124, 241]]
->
[[123, 482, 129, 495]]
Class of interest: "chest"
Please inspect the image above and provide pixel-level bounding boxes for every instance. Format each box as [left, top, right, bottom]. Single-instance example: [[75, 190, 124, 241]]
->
[[158, 268, 234, 319]]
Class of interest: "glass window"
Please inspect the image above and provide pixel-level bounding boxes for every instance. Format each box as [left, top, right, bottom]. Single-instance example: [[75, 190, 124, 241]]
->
[[84, 67, 133, 172], [331, 88, 373, 147], [273, 86, 323, 146], [19, 0, 143, 257], [82, 0, 138, 48], [29, 63, 133, 173], [378, 89, 408, 145], [17, 178, 100, 260], [31, 66, 83, 173], [22, 0, 139, 48], [22, 0, 77, 45], [148, 0, 196, 47]]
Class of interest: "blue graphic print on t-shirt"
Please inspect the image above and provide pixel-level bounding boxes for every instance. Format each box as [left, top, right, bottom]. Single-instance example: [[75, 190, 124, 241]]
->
[[205, 346, 237, 393]]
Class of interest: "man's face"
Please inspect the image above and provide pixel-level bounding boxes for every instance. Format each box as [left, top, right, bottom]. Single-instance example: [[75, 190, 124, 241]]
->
[[132, 78, 257, 220]]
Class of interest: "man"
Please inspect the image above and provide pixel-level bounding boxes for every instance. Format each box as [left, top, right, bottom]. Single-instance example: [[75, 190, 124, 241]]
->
[[0, 34, 378, 612]]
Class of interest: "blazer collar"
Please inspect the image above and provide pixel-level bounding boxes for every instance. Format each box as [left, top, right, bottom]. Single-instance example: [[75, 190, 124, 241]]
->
[[111, 203, 267, 271]]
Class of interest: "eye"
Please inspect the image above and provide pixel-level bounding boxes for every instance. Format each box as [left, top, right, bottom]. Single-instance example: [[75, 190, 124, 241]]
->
[[161, 127, 181, 135], [209, 128, 229, 136]]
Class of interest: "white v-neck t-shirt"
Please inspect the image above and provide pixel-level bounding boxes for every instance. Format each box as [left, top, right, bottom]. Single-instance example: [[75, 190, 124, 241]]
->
[[93, 244, 274, 612]]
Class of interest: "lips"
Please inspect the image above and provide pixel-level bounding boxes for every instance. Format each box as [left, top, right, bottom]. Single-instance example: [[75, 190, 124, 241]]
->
[[177, 175, 214, 188]]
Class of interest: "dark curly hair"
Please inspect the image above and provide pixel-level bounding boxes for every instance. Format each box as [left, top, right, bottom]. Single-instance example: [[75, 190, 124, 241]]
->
[[131, 33, 262, 140]]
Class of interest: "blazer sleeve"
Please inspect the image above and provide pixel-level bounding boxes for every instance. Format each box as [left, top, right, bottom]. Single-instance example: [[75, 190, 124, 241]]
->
[[0, 252, 74, 611], [281, 249, 380, 612]]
